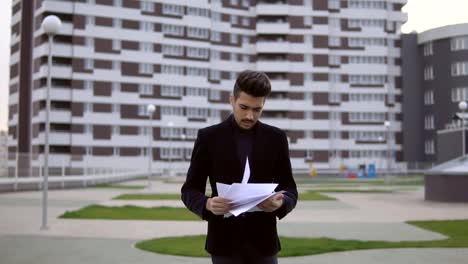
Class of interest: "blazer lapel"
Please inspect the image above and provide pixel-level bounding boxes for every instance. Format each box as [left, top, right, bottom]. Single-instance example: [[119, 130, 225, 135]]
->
[[220, 116, 243, 183], [250, 121, 267, 183]]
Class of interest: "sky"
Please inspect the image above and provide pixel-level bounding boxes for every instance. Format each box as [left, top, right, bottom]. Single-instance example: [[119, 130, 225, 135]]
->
[[2, 0, 468, 131]]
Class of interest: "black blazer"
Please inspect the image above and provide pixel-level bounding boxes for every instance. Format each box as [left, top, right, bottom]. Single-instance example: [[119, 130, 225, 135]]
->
[[181, 115, 298, 256]]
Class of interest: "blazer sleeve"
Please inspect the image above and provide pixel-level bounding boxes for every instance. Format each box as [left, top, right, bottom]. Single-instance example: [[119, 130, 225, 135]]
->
[[181, 129, 214, 221], [273, 131, 298, 220]]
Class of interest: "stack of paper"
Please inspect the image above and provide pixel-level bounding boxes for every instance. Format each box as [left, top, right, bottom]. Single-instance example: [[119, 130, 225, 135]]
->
[[216, 182, 278, 217], [216, 158, 278, 217]]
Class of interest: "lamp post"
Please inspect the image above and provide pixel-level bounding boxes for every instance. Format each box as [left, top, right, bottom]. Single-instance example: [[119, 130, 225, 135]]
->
[[167, 121, 174, 176], [459, 101, 467, 157], [146, 104, 155, 189], [40, 15, 61, 231], [384, 121, 391, 183], [378, 136, 384, 171]]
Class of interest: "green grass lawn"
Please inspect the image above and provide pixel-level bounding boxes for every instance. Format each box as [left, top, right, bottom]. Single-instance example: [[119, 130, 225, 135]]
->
[[92, 184, 145, 190], [136, 219, 468, 258], [113, 191, 335, 201], [113, 193, 181, 200], [60, 205, 201, 221]]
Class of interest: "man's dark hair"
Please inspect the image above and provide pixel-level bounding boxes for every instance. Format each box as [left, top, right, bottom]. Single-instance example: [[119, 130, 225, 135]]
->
[[233, 70, 271, 99]]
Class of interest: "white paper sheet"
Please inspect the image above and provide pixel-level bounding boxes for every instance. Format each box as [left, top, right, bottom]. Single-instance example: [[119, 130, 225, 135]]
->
[[216, 182, 278, 217]]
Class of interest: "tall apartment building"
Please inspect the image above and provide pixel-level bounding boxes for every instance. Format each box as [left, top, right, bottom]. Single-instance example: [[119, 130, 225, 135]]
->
[[8, 0, 407, 176], [402, 23, 468, 165], [0, 131, 7, 177]]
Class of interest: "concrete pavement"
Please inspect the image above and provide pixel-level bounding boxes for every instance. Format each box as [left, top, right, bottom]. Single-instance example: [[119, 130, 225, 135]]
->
[[1, 179, 468, 263]]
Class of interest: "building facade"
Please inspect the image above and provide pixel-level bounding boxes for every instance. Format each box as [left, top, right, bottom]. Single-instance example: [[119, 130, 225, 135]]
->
[[8, 0, 407, 176], [402, 23, 468, 165], [0, 131, 7, 177]]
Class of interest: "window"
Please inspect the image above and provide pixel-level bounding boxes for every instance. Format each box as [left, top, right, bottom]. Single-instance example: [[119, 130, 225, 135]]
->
[[209, 89, 221, 100], [329, 36, 340, 47], [451, 36, 468, 51], [187, 47, 209, 59], [85, 37, 94, 47], [139, 63, 153, 74], [112, 39, 121, 50], [211, 31, 221, 42], [349, 1, 386, 9], [84, 59, 93, 70], [141, 21, 153, 32], [141, 1, 154, 12], [112, 61, 120, 71], [139, 84, 152, 95], [210, 70, 221, 80], [186, 128, 198, 139], [186, 107, 210, 118], [187, 67, 208, 77], [452, 62, 468, 76], [424, 115, 435, 130], [349, 56, 386, 64], [140, 42, 152, 52], [350, 131, 385, 141], [84, 80, 93, 90], [349, 37, 386, 47], [242, 17, 250, 27], [349, 94, 385, 102], [161, 85, 183, 97], [349, 112, 386, 122], [230, 34, 238, 44], [425, 140, 435, 154], [162, 44, 184, 56], [423, 42, 433, 56], [230, 14, 238, 25], [86, 16, 94, 26], [424, 90, 434, 105], [424, 66, 434, 80], [161, 106, 184, 116], [162, 24, 184, 36], [329, 93, 340, 103], [211, 11, 221, 22], [349, 75, 386, 85], [451, 87, 468, 102], [162, 65, 184, 75], [187, 7, 210, 17], [348, 19, 385, 29], [211, 50, 221, 60], [113, 18, 122, 28], [329, 55, 340, 66], [112, 82, 120, 92], [328, 0, 340, 9], [161, 127, 183, 139], [187, 87, 208, 97], [162, 4, 184, 16], [187, 27, 209, 39], [138, 105, 150, 116]]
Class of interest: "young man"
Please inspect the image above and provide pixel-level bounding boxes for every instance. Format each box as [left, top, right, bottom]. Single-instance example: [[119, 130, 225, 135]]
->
[[181, 70, 298, 264]]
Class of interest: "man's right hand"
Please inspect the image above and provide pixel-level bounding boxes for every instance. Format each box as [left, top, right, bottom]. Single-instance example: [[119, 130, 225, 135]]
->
[[206, 197, 231, 215]]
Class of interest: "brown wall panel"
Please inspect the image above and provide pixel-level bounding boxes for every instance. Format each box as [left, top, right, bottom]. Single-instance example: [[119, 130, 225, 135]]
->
[[93, 125, 111, 140]]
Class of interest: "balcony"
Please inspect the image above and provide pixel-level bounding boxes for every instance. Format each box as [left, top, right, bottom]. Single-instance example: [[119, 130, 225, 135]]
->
[[256, 22, 289, 34], [256, 41, 289, 53], [256, 4, 289, 15]]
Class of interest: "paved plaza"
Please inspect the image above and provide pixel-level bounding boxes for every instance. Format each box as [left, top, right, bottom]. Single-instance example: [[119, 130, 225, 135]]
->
[[1, 178, 468, 264]]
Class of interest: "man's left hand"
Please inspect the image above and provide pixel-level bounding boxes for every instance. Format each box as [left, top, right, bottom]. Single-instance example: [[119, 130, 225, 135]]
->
[[258, 192, 284, 212]]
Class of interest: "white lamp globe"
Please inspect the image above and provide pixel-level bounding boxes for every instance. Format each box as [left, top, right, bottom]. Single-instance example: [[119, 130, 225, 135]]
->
[[42, 15, 62, 35], [459, 101, 468, 111], [147, 104, 156, 114]]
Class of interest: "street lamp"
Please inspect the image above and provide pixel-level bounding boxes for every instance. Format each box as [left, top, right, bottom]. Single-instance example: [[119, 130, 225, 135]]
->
[[378, 136, 384, 171], [40, 15, 61, 231], [146, 104, 155, 189], [459, 101, 467, 156], [167, 121, 174, 176], [384, 121, 391, 183]]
